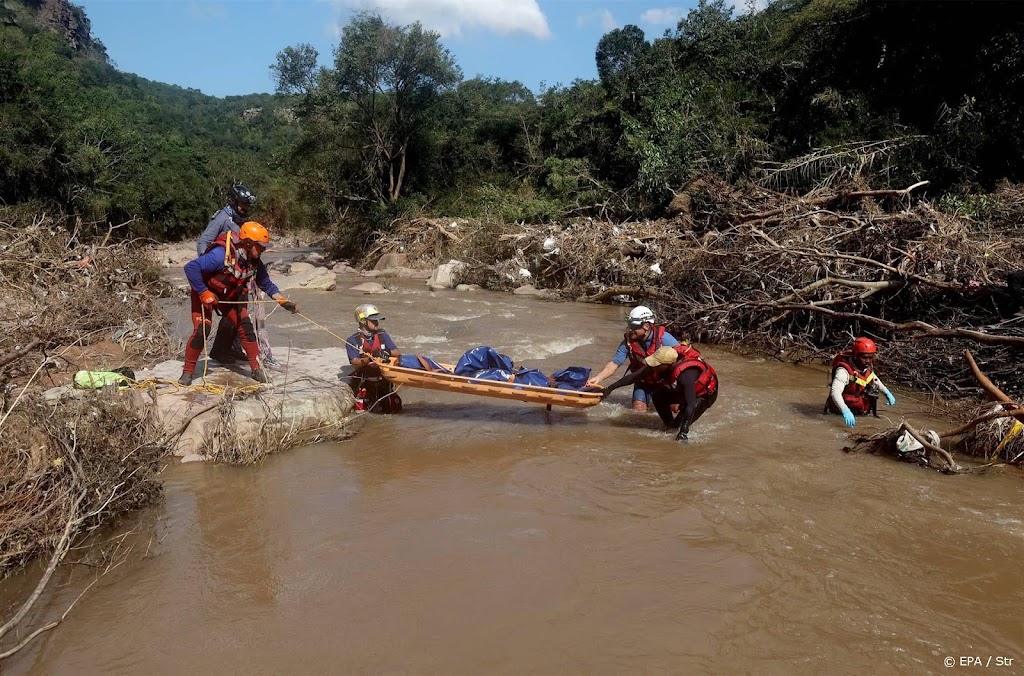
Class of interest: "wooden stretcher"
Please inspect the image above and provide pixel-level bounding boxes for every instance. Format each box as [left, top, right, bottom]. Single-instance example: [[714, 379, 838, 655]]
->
[[375, 358, 603, 409]]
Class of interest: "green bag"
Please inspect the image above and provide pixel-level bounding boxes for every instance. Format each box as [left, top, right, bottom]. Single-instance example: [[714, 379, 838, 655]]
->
[[73, 368, 135, 390]]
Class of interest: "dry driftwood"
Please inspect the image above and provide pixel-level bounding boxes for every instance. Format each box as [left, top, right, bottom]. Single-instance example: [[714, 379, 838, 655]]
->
[[964, 349, 1024, 418], [735, 180, 930, 223], [0, 214, 175, 388], [582, 286, 671, 303], [762, 304, 1024, 348]]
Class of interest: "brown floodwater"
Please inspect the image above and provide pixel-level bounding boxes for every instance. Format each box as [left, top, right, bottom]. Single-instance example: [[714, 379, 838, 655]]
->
[[4, 270, 1023, 674]]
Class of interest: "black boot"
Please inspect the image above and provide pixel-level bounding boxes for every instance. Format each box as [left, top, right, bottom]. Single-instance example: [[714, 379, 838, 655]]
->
[[179, 372, 194, 386], [251, 368, 269, 384]]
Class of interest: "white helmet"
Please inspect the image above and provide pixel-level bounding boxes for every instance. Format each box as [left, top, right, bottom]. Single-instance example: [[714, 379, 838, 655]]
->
[[355, 303, 384, 323], [627, 305, 656, 327]]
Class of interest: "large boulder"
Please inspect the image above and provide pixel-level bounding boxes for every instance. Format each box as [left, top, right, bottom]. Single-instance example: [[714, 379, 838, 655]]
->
[[512, 284, 558, 299], [275, 262, 337, 291], [348, 282, 390, 294], [293, 252, 329, 267], [119, 348, 354, 460], [374, 252, 408, 271], [152, 243, 196, 268], [427, 260, 466, 291], [392, 266, 424, 279]]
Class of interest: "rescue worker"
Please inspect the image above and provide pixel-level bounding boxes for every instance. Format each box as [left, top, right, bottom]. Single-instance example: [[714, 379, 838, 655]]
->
[[598, 344, 719, 441], [585, 305, 682, 412], [179, 221, 297, 386], [197, 183, 255, 255], [824, 337, 896, 427], [345, 304, 402, 413], [196, 183, 256, 363]]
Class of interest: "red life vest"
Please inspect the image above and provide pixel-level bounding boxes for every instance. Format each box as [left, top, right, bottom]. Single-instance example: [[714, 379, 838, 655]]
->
[[203, 232, 256, 301], [352, 331, 401, 412], [357, 331, 383, 354], [658, 344, 718, 396], [829, 350, 877, 414], [626, 324, 667, 383]]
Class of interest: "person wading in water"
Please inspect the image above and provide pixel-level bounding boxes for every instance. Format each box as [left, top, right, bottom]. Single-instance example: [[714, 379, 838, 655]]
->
[[824, 337, 896, 427], [585, 306, 683, 412], [598, 344, 719, 441], [346, 304, 403, 413]]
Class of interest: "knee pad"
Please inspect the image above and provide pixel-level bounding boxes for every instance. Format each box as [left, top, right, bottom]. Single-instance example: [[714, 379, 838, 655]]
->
[[239, 317, 257, 342], [189, 322, 213, 349]]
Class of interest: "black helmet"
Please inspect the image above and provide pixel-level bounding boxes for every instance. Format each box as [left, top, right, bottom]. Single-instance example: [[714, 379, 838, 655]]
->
[[228, 182, 256, 210]]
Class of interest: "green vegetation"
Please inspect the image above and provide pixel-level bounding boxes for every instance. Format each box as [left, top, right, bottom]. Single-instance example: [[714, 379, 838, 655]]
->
[[276, 1, 1024, 250], [0, 0, 297, 238], [4, 0, 1024, 245]]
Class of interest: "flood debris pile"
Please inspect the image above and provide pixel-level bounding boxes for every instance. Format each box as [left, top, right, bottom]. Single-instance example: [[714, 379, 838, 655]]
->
[[367, 179, 1024, 402], [0, 215, 177, 578], [361, 218, 479, 268], [656, 178, 1024, 402], [959, 405, 1024, 465], [0, 395, 164, 579], [0, 214, 175, 396]]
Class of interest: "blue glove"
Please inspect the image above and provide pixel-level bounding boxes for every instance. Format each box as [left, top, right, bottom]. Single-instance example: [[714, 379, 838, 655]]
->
[[842, 409, 856, 428], [885, 391, 896, 407]]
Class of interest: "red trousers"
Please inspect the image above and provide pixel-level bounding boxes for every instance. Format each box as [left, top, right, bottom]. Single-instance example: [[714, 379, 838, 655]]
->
[[183, 291, 260, 374]]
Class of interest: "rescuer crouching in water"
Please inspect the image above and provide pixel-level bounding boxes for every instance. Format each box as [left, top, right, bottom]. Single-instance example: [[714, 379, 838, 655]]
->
[[345, 304, 403, 413], [179, 221, 297, 386], [597, 344, 719, 441], [824, 337, 896, 427]]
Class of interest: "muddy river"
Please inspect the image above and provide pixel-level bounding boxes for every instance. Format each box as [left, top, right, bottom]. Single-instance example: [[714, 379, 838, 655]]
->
[[5, 270, 1023, 674]]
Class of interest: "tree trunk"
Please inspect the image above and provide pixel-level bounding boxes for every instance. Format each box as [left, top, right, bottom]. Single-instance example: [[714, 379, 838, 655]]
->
[[390, 142, 408, 203]]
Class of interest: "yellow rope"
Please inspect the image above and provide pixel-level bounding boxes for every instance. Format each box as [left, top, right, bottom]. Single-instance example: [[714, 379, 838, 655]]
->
[[167, 303, 267, 396], [175, 301, 372, 396], [295, 312, 367, 354]]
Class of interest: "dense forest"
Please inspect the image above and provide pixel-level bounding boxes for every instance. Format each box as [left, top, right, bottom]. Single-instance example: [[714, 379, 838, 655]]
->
[[3, 0, 1024, 245]]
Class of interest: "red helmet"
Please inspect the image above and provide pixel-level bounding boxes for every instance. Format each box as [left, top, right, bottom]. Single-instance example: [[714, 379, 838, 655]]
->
[[852, 337, 877, 355]]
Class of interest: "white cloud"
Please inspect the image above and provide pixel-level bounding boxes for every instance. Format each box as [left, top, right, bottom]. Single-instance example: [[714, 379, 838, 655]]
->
[[187, 0, 228, 21], [639, 7, 684, 26], [729, 0, 770, 14], [334, 0, 551, 39], [576, 9, 617, 31], [599, 9, 617, 31]]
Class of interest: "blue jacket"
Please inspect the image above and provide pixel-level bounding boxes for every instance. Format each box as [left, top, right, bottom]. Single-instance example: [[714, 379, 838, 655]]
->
[[184, 246, 281, 298]]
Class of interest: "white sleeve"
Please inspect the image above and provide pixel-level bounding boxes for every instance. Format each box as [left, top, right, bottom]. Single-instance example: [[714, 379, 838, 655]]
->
[[830, 370, 851, 412], [874, 376, 891, 398]]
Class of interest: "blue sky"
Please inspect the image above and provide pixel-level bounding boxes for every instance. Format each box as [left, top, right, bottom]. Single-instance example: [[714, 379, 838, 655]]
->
[[74, 0, 731, 98]]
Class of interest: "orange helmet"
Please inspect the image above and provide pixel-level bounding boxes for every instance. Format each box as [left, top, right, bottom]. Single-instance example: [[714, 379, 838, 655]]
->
[[852, 337, 877, 355], [239, 221, 272, 248]]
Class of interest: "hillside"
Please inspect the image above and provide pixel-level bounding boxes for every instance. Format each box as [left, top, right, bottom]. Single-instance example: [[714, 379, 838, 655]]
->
[[0, 0, 300, 238]]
